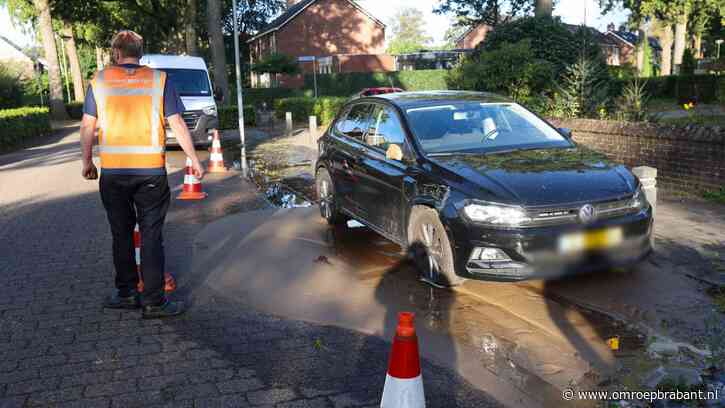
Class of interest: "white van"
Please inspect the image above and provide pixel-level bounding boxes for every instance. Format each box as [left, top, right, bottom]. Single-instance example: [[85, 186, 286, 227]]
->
[[139, 54, 219, 146]]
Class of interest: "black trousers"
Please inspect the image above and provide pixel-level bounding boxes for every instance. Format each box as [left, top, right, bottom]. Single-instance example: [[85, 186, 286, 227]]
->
[[100, 174, 170, 306]]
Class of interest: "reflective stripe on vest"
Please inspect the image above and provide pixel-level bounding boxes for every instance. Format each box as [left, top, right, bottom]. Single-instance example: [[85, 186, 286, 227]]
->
[[93, 66, 165, 170]]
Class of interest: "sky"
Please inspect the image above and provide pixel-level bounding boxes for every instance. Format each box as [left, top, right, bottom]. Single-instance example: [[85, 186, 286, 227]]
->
[[1, 0, 629, 49]]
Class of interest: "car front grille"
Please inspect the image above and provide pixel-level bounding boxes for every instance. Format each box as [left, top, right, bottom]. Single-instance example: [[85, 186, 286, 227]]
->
[[181, 111, 202, 130], [525, 195, 638, 227]]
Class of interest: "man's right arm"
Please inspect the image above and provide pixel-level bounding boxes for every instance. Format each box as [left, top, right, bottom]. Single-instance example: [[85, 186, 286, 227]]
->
[[167, 114, 204, 179]]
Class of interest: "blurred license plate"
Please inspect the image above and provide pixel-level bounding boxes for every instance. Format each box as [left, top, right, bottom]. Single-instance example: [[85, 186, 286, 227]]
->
[[558, 228, 623, 254]]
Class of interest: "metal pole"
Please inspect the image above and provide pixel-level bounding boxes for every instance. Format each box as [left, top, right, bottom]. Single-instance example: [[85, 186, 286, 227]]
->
[[313, 58, 318, 99], [232, 0, 247, 178], [57, 34, 71, 103]]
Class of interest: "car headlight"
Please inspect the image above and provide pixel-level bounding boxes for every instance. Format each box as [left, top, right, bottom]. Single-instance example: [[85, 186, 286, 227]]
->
[[463, 203, 531, 226], [202, 105, 217, 116], [630, 186, 647, 210]]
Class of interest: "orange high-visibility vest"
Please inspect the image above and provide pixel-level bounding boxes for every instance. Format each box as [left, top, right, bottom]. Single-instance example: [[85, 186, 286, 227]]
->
[[91, 65, 167, 172]]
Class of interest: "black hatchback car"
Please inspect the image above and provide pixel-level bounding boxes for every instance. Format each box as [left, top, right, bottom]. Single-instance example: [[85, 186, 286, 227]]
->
[[315, 91, 653, 286]]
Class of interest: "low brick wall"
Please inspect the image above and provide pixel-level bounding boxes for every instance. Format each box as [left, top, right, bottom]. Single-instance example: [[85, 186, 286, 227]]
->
[[549, 119, 725, 196]]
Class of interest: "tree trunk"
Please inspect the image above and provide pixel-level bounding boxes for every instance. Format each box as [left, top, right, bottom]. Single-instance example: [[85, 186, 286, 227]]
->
[[96, 46, 104, 70], [207, 0, 230, 104], [660, 24, 674, 76], [33, 0, 67, 120], [62, 24, 85, 102], [535, 0, 553, 18], [185, 0, 198, 56], [693, 33, 702, 59], [673, 13, 688, 73]]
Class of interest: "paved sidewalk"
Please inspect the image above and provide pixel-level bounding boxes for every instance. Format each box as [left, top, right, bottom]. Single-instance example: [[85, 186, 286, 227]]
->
[[0, 128, 501, 407]]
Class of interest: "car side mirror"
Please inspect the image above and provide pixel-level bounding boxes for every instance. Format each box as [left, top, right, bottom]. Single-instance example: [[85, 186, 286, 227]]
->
[[386, 144, 403, 161], [559, 127, 573, 139]]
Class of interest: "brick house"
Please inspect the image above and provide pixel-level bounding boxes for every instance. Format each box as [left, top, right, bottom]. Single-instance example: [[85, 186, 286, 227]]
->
[[247, 0, 394, 88], [604, 25, 662, 68], [455, 24, 493, 50]]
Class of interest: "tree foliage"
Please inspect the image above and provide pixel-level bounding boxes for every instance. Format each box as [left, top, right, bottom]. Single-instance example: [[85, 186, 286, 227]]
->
[[447, 39, 554, 101], [386, 7, 433, 54], [434, 0, 536, 27]]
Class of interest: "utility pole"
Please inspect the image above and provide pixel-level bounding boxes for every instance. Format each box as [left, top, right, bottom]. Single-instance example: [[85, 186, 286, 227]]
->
[[232, 0, 247, 177], [717, 39, 724, 60]]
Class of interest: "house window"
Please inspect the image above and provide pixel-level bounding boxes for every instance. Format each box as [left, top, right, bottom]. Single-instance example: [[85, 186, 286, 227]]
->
[[317, 57, 333, 74], [610, 47, 620, 66]]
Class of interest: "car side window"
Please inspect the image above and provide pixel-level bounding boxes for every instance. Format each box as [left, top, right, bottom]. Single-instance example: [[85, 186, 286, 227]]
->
[[366, 105, 406, 151], [334, 104, 372, 141]]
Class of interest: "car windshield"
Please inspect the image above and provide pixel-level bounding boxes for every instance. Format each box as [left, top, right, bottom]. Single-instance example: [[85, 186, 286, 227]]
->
[[158, 68, 211, 97], [405, 102, 571, 155]]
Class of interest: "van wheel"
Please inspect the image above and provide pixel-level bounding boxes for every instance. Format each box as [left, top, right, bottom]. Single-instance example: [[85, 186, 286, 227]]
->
[[407, 206, 464, 287], [316, 168, 346, 226]]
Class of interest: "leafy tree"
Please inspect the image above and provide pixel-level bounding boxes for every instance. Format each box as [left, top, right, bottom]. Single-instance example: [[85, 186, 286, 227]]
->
[[251, 53, 300, 75], [386, 7, 433, 54], [434, 0, 533, 27], [0, 64, 25, 108], [443, 19, 469, 49], [32, 0, 67, 119], [447, 39, 554, 101]]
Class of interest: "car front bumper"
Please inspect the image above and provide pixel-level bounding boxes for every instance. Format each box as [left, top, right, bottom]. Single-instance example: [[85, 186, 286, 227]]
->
[[447, 206, 654, 282], [165, 113, 219, 146]]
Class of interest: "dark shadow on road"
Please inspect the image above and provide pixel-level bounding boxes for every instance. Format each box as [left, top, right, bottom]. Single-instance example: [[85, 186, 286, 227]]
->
[[0, 125, 81, 169]]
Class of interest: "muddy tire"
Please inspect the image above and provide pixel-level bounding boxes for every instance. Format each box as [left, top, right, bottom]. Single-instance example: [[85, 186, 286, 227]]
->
[[407, 206, 464, 287], [316, 168, 346, 226]]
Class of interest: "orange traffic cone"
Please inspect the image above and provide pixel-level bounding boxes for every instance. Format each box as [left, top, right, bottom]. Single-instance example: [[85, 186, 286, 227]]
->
[[381, 312, 425, 408], [178, 157, 206, 200], [207, 130, 227, 173], [134, 223, 176, 294]]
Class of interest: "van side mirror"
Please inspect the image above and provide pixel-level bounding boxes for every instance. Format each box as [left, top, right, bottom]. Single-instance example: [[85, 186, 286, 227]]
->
[[559, 128, 573, 139]]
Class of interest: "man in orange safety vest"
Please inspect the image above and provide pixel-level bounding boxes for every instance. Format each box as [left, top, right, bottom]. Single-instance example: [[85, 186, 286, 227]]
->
[[80, 30, 204, 318]]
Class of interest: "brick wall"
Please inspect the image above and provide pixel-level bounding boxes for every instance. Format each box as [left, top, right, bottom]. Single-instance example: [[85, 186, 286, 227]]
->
[[550, 119, 725, 196], [456, 24, 492, 50]]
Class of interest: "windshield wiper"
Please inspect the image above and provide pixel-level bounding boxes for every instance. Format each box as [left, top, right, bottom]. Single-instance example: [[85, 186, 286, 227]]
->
[[481, 128, 499, 144]]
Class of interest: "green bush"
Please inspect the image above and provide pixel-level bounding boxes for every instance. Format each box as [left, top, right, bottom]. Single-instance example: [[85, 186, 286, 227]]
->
[[479, 17, 600, 77], [65, 102, 84, 119], [0, 64, 25, 109], [613, 74, 721, 104], [447, 40, 554, 101], [303, 70, 448, 96], [273, 97, 347, 125], [218, 105, 256, 129], [0, 106, 52, 149]]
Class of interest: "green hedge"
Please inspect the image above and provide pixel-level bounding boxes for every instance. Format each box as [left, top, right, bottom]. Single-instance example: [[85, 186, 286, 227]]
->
[[219, 105, 256, 129], [614, 74, 722, 104], [229, 87, 305, 107], [0, 107, 52, 149], [303, 70, 449, 96], [273, 97, 347, 125], [65, 102, 84, 120]]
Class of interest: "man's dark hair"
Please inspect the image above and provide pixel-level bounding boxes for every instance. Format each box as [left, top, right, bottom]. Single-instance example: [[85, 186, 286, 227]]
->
[[111, 30, 144, 59]]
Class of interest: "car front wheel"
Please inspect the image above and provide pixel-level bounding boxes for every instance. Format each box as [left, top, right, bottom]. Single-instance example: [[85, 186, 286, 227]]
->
[[408, 206, 464, 287], [316, 168, 346, 226]]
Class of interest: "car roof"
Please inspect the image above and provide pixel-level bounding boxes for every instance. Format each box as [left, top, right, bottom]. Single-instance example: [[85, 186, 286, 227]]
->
[[139, 54, 208, 71], [362, 91, 512, 110]]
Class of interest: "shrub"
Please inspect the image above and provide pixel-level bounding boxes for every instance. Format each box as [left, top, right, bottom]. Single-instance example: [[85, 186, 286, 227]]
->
[[615, 78, 650, 122], [65, 102, 84, 120], [0, 106, 52, 149], [447, 40, 554, 101], [0, 64, 25, 109], [680, 49, 697, 75], [675, 74, 719, 104], [273, 97, 347, 125], [218, 105, 256, 129], [304, 70, 448, 96], [479, 17, 591, 77], [551, 55, 611, 118], [229, 87, 303, 107]]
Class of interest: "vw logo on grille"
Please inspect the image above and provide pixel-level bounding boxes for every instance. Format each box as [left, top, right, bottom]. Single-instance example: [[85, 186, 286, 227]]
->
[[578, 204, 596, 223]]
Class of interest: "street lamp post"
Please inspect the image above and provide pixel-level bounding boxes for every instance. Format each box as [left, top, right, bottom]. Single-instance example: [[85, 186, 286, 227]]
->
[[716, 39, 724, 60], [232, 0, 247, 177]]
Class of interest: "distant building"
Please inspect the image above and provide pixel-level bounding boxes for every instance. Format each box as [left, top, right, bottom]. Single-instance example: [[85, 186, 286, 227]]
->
[[247, 0, 394, 88], [394, 50, 470, 71], [604, 24, 662, 68], [454, 24, 493, 50], [0, 35, 45, 79]]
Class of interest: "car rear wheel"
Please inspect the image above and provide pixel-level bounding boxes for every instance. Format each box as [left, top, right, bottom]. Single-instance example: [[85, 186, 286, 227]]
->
[[316, 168, 346, 226], [408, 206, 464, 287]]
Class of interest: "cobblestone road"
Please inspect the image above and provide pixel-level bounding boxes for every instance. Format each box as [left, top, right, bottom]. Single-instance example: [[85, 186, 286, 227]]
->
[[0, 127, 502, 408]]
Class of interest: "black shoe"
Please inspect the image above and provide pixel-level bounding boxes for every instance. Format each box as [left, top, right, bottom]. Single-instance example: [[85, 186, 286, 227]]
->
[[103, 290, 141, 309], [142, 299, 186, 319]]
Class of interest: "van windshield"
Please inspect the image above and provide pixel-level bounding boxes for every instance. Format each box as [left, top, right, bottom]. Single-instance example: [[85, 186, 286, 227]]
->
[[158, 68, 211, 97]]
